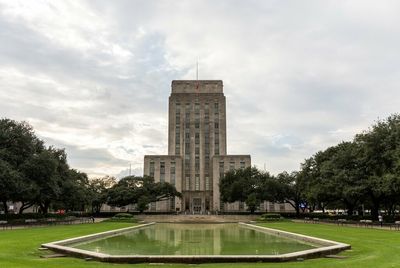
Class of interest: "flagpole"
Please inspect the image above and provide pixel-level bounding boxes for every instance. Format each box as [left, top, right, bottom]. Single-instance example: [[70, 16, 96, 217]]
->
[[196, 60, 199, 80]]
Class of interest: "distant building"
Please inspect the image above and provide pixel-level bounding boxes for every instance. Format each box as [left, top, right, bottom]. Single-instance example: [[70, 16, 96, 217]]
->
[[143, 80, 251, 213]]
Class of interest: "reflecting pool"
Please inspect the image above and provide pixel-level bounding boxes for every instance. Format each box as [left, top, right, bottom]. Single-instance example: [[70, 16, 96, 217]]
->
[[71, 223, 317, 255]]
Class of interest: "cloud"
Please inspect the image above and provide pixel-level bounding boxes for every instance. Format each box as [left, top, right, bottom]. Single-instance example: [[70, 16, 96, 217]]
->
[[0, 0, 399, 175]]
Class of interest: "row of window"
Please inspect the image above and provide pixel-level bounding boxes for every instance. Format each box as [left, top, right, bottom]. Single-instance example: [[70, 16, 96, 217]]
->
[[175, 102, 219, 111], [149, 161, 176, 186], [219, 161, 247, 178]]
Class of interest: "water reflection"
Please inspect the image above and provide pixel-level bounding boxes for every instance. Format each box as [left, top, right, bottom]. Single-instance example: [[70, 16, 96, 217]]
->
[[73, 223, 315, 255]]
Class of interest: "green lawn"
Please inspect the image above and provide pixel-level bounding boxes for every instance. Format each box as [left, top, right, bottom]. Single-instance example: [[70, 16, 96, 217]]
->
[[0, 221, 399, 268]]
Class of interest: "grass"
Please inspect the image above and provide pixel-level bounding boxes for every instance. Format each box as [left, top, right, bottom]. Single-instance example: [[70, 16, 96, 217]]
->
[[0, 221, 399, 268]]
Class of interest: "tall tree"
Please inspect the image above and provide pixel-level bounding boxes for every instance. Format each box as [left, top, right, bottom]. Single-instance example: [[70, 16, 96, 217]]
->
[[275, 171, 307, 216], [88, 176, 116, 213], [0, 119, 44, 213], [355, 114, 400, 219], [220, 167, 277, 213], [107, 176, 181, 212]]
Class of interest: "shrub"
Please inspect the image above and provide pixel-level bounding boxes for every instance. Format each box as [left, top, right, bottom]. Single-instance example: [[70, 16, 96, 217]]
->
[[113, 213, 134, 219], [262, 213, 281, 219], [259, 213, 284, 221]]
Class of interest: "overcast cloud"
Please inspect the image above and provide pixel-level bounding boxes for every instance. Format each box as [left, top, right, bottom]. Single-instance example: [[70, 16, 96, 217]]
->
[[0, 0, 399, 177]]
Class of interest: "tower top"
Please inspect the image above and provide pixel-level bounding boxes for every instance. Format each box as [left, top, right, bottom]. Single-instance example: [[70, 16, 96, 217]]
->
[[171, 80, 223, 94]]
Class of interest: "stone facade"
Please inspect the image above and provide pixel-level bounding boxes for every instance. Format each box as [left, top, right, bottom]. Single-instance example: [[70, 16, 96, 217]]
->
[[144, 80, 251, 213]]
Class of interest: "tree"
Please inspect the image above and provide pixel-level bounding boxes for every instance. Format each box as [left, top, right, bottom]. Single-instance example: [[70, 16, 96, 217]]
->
[[20, 148, 63, 213], [220, 167, 278, 213], [88, 176, 116, 213], [0, 119, 44, 213], [0, 160, 22, 213], [107, 176, 181, 212], [245, 193, 259, 213], [275, 171, 307, 216], [57, 169, 91, 212], [355, 114, 400, 219], [0, 119, 90, 214]]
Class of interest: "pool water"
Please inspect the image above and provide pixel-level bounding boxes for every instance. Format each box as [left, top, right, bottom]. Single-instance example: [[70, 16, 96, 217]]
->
[[71, 223, 317, 255]]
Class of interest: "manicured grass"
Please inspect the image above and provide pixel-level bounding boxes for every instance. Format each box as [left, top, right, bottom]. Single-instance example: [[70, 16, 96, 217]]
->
[[0, 221, 399, 268]]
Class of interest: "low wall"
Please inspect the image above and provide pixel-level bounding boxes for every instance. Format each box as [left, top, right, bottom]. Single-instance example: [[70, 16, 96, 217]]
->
[[42, 222, 350, 264]]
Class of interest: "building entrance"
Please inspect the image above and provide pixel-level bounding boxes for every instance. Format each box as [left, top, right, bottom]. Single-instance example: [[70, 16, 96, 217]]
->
[[192, 198, 202, 214]]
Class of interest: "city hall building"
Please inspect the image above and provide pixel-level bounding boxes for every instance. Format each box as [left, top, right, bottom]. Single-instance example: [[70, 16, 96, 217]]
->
[[143, 80, 251, 213]]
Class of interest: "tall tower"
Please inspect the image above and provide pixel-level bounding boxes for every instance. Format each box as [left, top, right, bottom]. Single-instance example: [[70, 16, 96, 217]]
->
[[168, 80, 226, 212], [144, 80, 251, 213]]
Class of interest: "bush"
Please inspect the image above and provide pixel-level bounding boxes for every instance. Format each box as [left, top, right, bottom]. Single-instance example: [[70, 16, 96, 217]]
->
[[113, 213, 134, 219], [103, 213, 137, 223], [261, 213, 281, 219], [259, 213, 284, 221]]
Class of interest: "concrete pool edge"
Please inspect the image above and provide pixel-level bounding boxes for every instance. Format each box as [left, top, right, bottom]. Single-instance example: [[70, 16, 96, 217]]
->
[[41, 222, 351, 263]]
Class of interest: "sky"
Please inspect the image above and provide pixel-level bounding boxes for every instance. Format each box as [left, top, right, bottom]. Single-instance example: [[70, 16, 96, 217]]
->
[[0, 0, 399, 178]]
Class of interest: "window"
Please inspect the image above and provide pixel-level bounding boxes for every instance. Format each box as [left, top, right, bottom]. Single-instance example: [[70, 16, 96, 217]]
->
[[176, 103, 181, 125], [205, 155, 210, 171], [205, 176, 210, 191], [229, 161, 235, 171], [170, 162, 175, 186], [269, 203, 275, 212], [185, 163, 190, 173], [186, 176, 190, 190], [214, 102, 219, 111], [215, 144, 219, 155], [215, 131, 220, 155], [175, 144, 180, 155], [160, 162, 165, 182], [149, 161, 155, 178], [195, 156, 200, 171], [195, 175, 200, 191], [240, 161, 246, 169], [170, 197, 175, 211], [219, 161, 224, 178]]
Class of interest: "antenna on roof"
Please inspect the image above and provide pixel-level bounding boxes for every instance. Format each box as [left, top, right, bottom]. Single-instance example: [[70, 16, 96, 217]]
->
[[196, 60, 199, 80]]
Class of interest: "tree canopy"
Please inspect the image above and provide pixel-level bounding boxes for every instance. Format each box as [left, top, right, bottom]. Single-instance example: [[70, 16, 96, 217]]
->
[[107, 175, 181, 212], [220, 114, 400, 219]]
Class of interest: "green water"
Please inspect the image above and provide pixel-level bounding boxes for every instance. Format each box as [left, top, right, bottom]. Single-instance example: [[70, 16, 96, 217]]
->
[[71, 223, 316, 255]]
